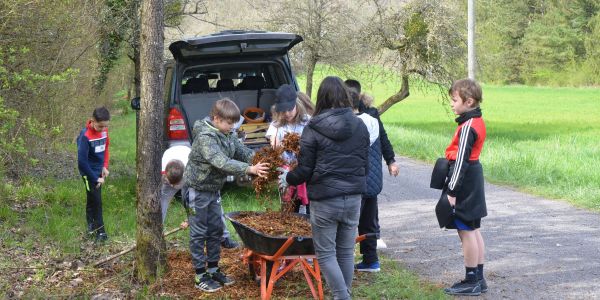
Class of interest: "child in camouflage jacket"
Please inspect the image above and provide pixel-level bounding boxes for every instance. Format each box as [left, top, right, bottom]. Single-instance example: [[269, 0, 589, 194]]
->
[[183, 98, 269, 293]]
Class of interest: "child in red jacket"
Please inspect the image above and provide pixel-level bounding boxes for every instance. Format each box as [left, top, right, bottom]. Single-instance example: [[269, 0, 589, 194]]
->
[[442, 79, 488, 296], [77, 107, 110, 242]]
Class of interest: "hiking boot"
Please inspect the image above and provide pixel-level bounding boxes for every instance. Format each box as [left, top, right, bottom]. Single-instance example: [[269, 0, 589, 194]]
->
[[95, 232, 108, 243], [444, 280, 481, 296], [479, 278, 488, 293], [211, 268, 234, 286], [195, 273, 222, 292], [221, 237, 240, 249], [355, 261, 380, 272]]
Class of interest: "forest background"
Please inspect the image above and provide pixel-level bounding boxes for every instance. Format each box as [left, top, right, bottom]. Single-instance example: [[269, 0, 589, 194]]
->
[[1, 0, 599, 185]]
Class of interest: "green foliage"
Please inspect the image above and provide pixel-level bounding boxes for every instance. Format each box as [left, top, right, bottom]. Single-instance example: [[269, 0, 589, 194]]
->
[[95, 0, 129, 92], [476, 0, 600, 86], [369, 0, 464, 86], [94, 0, 185, 92], [521, 9, 580, 84], [113, 89, 132, 115]]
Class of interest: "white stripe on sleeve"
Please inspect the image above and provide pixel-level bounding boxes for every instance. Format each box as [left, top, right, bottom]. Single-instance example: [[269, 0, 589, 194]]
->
[[449, 119, 473, 190]]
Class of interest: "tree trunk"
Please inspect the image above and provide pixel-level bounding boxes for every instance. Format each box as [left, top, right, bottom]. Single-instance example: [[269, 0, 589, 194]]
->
[[135, 0, 166, 283], [377, 75, 410, 115], [134, 47, 141, 98], [305, 58, 317, 98]]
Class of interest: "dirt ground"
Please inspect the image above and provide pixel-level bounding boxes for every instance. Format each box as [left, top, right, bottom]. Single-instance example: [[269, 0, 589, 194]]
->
[[378, 157, 600, 300]]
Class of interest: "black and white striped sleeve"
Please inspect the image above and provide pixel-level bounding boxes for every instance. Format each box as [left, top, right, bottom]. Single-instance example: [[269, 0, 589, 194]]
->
[[447, 119, 478, 197]]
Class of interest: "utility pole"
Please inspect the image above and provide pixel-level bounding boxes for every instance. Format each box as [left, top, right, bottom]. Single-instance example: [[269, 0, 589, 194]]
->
[[468, 0, 475, 80]]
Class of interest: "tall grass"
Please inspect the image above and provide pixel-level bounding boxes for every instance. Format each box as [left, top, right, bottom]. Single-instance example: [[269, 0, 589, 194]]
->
[[299, 66, 600, 210]]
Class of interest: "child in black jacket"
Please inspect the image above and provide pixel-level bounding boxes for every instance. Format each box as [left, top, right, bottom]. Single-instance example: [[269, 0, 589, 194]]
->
[[442, 79, 488, 296]]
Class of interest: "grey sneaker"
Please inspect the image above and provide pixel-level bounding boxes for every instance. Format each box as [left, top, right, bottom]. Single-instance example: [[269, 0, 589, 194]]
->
[[211, 268, 234, 286], [444, 280, 481, 296], [195, 273, 222, 292]]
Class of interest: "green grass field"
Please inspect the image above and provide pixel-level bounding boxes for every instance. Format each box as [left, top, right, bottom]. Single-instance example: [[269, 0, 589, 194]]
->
[[299, 66, 600, 210]]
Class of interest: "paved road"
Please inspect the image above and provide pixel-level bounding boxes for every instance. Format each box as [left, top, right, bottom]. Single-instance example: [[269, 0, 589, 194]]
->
[[378, 157, 600, 300]]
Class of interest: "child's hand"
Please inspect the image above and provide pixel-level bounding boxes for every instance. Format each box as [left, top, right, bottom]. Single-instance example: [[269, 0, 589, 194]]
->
[[96, 177, 105, 188], [102, 167, 109, 178], [447, 195, 456, 207], [249, 162, 270, 178], [388, 162, 399, 177]]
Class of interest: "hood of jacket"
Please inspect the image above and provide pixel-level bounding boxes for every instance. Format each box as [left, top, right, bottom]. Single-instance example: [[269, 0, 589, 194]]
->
[[309, 108, 357, 141]]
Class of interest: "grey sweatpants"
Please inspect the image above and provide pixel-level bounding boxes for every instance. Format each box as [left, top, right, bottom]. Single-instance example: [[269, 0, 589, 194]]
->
[[160, 181, 229, 238], [310, 195, 361, 300], [186, 188, 224, 270]]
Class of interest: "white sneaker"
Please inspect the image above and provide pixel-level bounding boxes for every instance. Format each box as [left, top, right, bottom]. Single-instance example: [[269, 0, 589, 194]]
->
[[376, 239, 387, 249]]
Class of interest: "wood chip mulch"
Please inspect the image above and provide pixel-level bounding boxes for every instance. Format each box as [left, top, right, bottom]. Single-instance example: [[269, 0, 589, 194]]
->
[[150, 249, 318, 299], [233, 211, 312, 238]]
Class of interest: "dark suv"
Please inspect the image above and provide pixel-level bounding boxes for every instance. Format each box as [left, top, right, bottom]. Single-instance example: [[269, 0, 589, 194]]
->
[[161, 30, 303, 148]]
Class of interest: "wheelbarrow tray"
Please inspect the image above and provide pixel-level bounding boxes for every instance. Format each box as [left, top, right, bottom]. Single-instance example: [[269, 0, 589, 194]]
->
[[225, 211, 315, 256]]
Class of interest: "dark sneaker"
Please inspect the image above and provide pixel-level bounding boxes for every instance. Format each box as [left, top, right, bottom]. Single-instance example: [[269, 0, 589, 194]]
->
[[195, 273, 222, 292], [444, 280, 481, 296], [479, 278, 488, 293], [221, 237, 240, 249], [211, 268, 234, 286], [355, 261, 380, 272], [96, 232, 108, 242]]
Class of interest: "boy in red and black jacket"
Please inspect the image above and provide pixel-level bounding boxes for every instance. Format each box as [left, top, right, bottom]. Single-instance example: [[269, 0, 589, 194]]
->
[[442, 79, 488, 296], [77, 107, 110, 242]]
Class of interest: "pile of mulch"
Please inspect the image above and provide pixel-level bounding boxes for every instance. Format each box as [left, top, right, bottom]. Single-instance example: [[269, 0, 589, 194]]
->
[[232, 211, 312, 237], [251, 146, 284, 198], [151, 249, 317, 299]]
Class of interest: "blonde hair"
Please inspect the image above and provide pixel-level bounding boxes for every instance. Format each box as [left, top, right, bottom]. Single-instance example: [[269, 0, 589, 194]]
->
[[297, 92, 315, 115], [271, 98, 308, 127], [360, 93, 374, 108], [210, 98, 241, 122]]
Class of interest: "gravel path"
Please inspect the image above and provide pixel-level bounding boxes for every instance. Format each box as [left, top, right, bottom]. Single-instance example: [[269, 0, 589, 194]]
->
[[378, 157, 600, 300]]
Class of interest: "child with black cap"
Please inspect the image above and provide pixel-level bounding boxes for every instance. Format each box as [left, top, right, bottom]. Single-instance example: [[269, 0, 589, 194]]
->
[[266, 84, 313, 213]]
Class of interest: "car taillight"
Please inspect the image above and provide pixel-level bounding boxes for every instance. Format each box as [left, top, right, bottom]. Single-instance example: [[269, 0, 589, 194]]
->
[[167, 107, 189, 140]]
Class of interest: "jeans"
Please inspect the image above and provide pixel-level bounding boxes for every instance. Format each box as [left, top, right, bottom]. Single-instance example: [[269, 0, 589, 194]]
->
[[310, 195, 361, 300], [186, 188, 224, 270]]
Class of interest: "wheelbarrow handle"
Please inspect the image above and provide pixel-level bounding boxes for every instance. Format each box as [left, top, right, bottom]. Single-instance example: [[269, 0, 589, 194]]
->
[[355, 233, 378, 243]]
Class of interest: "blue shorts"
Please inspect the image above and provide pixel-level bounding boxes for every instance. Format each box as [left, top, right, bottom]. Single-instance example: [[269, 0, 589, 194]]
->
[[454, 218, 474, 231]]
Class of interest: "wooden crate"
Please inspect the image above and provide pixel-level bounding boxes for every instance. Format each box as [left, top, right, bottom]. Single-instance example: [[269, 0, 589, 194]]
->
[[238, 123, 269, 145]]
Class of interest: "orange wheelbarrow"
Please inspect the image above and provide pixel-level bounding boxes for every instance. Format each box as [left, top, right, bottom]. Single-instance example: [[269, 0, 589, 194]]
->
[[226, 211, 377, 300]]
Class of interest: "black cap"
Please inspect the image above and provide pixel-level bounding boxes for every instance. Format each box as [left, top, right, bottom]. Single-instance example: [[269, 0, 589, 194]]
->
[[275, 84, 297, 112]]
